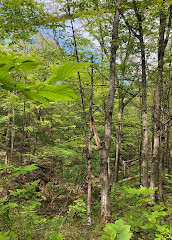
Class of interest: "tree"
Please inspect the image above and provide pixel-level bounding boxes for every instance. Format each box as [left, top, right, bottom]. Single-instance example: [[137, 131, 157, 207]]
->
[[150, 1, 172, 202], [0, 0, 50, 43], [120, 0, 149, 187], [98, 0, 121, 222]]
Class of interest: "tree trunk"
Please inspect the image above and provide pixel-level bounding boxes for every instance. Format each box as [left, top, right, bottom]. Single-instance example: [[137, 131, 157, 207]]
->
[[87, 57, 94, 226], [67, 0, 94, 225], [159, 111, 165, 202], [114, 103, 123, 182], [21, 100, 26, 161], [99, 0, 121, 223], [5, 104, 10, 164], [166, 88, 171, 174], [10, 107, 15, 160], [166, 122, 170, 173], [99, 145, 111, 222], [133, 0, 149, 188], [114, 41, 130, 183], [150, 2, 172, 202], [169, 135, 172, 174]]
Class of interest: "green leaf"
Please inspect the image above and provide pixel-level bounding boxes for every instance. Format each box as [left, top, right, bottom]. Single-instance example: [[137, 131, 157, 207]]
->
[[104, 224, 117, 236], [101, 220, 132, 240], [4, 203, 18, 209], [22, 91, 50, 106], [45, 62, 92, 84], [118, 226, 132, 240], [47, 231, 65, 240], [0, 231, 11, 240], [99, 236, 110, 240], [9, 231, 18, 240], [13, 164, 38, 176], [0, 54, 15, 64], [38, 85, 78, 101], [113, 220, 132, 240], [0, 163, 15, 171], [10, 61, 43, 71], [15, 57, 38, 63], [0, 72, 15, 90], [111, 230, 117, 240], [27, 82, 45, 90]]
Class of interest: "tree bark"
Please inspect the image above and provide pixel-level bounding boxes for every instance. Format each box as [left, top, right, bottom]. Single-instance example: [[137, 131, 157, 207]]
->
[[99, 0, 121, 223], [67, 0, 94, 224], [133, 0, 149, 188], [150, 2, 172, 202], [10, 107, 15, 160], [5, 103, 10, 164], [21, 100, 26, 161], [87, 57, 94, 226], [114, 42, 130, 183], [169, 134, 172, 174], [114, 103, 123, 182]]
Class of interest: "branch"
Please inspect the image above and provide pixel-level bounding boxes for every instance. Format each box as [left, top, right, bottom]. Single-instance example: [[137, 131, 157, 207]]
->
[[93, 67, 138, 98], [123, 92, 138, 108], [94, 67, 109, 80], [90, 115, 102, 149], [120, 12, 140, 39], [38, 30, 54, 48], [117, 85, 138, 97], [118, 175, 139, 183], [162, 116, 172, 126], [164, 5, 172, 49]]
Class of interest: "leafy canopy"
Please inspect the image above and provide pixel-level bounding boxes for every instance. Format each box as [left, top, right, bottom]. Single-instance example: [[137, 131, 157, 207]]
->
[[0, 54, 91, 105]]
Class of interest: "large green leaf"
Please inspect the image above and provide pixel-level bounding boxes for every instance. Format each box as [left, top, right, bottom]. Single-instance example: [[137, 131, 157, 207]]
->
[[10, 61, 44, 72], [0, 54, 43, 72], [38, 85, 78, 101], [22, 91, 50, 106], [100, 220, 132, 240], [0, 54, 16, 64], [27, 82, 45, 90], [104, 224, 117, 236], [111, 230, 117, 240], [45, 62, 91, 84], [15, 57, 38, 63], [0, 72, 16, 90], [0, 56, 89, 105]]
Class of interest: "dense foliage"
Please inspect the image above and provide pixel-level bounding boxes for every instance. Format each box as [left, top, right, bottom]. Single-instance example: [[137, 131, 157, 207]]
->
[[0, 0, 171, 239]]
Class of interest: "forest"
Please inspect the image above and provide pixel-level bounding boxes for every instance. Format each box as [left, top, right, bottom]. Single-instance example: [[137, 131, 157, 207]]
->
[[0, 0, 171, 239]]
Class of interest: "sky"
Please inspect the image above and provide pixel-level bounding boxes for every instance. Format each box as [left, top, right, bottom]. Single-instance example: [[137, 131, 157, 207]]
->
[[36, 0, 101, 55]]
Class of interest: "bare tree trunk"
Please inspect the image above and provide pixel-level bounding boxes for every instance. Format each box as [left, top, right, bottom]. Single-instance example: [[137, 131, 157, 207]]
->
[[67, 0, 94, 225], [159, 111, 165, 202], [114, 41, 130, 183], [32, 128, 37, 156], [99, 0, 121, 223], [99, 145, 111, 222], [133, 0, 149, 188], [67, 0, 121, 223], [87, 57, 94, 226], [150, 2, 172, 202], [169, 134, 172, 174], [139, 89, 143, 185], [166, 50, 172, 174], [114, 103, 123, 182], [159, 84, 170, 200], [5, 104, 10, 164], [87, 150, 92, 225], [10, 107, 15, 160], [21, 100, 26, 161], [166, 122, 170, 173]]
